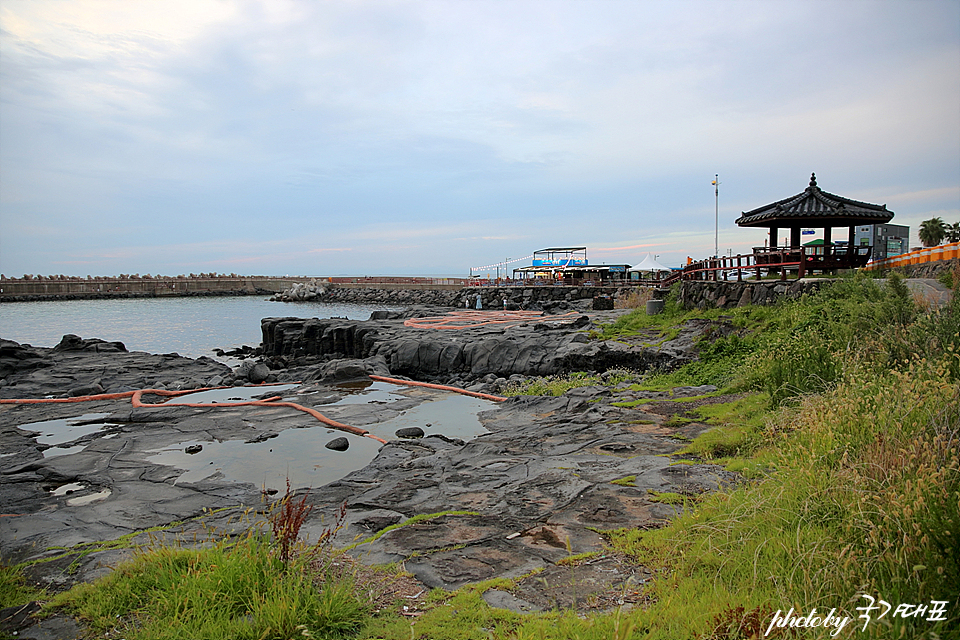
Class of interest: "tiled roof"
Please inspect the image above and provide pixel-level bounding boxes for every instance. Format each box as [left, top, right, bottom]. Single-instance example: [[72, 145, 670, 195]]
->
[[735, 174, 894, 227]]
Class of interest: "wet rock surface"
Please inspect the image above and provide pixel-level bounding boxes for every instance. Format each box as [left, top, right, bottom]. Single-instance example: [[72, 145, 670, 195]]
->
[[0, 310, 736, 634]]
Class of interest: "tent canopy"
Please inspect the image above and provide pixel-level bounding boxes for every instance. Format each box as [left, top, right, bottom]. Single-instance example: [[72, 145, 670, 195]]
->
[[629, 253, 670, 272]]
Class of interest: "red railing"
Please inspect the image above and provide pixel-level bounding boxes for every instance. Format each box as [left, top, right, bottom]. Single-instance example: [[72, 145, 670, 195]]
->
[[681, 245, 873, 282]]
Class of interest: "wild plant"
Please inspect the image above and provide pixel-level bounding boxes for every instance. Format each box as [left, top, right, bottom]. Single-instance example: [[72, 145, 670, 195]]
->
[[269, 478, 314, 569]]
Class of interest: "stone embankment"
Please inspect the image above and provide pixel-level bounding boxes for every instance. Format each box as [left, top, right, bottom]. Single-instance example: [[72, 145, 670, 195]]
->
[[302, 284, 638, 310], [882, 257, 959, 280], [678, 279, 826, 310]]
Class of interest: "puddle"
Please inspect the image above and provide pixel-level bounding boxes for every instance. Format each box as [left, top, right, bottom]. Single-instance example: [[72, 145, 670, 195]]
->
[[18, 413, 117, 448], [46, 482, 112, 506], [67, 488, 111, 506], [367, 392, 490, 441], [148, 382, 494, 492], [50, 482, 85, 496], [324, 381, 406, 405], [160, 384, 299, 404], [44, 445, 86, 458], [148, 430, 385, 492]]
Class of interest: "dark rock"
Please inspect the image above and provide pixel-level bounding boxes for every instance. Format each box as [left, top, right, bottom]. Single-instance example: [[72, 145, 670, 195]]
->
[[395, 427, 425, 439], [245, 432, 278, 444], [355, 513, 403, 532], [185, 444, 203, 454], [68, 382, 104, 397], [592, 296, 614, 310], [248, 363, 270, 384], [54, 334, 126, 352], [0, 601, 41, 634], [325, 437, 350, 451]]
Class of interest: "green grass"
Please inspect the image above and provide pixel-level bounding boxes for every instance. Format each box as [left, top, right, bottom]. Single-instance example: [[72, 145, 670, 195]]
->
[[50, 532, 368, 639], [0, 564, 46, 610], [501, 369, 637, 397]]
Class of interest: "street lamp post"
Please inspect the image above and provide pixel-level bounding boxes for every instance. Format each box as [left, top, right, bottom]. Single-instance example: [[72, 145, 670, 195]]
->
[[712, 174, 721, 258]]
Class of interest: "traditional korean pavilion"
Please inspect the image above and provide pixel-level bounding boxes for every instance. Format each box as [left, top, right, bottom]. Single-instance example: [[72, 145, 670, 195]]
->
[[735, 173, 894, 273]]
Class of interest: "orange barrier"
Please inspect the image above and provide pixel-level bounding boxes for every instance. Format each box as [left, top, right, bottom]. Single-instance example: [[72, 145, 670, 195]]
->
[[864, 241, 960, 271], [2, 385, 387, 444], [369, 375, 507, 403], [404, 310, 581, 330]]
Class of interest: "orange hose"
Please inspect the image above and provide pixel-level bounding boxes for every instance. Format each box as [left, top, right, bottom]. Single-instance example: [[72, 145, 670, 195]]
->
[[369, 375, 506, 403], [3, 384, 386, 443], [2, 378, 499, 444]]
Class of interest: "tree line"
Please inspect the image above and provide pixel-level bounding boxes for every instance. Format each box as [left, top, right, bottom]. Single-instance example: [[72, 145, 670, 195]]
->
[[919, 217, 960, 247]]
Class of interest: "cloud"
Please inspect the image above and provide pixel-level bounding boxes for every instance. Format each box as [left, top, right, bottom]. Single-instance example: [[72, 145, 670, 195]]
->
[[1, 0, 957, 276]]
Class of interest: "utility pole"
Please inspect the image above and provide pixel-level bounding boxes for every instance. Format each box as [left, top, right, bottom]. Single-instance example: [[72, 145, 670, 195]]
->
[[712, 174, 721, 257]]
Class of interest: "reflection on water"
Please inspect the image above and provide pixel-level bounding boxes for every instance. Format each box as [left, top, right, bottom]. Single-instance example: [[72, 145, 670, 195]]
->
[[163, 384, 300, 404], [148, 382, 492, 491], [16, 382, 495, 494], [18, 412, 115, 449], [0, 297, 398, 358]]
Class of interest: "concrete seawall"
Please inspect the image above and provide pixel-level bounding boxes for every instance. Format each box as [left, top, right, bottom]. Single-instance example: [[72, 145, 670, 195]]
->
[[0, 277, 299, 301]]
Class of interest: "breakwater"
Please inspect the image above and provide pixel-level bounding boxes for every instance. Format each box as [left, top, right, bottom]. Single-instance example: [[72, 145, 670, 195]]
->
[[0, 276, 299, 302]]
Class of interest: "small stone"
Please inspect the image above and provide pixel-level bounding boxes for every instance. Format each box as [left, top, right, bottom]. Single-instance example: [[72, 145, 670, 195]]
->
[[325, 437, 350, 451], [395, 427, 425, 439], [185, 444, 203, 454]]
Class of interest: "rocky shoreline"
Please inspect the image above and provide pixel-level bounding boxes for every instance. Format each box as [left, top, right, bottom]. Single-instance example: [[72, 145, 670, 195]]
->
[[1, 304, 734, 635]]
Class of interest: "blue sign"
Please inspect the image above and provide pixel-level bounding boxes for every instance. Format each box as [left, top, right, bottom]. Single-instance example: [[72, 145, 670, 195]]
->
[[532, 259, 588, 267]]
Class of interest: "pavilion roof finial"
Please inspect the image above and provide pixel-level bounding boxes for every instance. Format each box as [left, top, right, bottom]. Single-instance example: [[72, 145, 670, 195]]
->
[[809, 172, 818, 189]]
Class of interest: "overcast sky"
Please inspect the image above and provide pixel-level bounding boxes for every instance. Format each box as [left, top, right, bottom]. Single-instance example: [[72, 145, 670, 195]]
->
[[1, 0, 958, 277]]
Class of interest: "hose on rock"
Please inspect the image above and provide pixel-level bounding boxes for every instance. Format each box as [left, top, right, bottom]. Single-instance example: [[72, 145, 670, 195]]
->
[[2, 385, 388, 444]]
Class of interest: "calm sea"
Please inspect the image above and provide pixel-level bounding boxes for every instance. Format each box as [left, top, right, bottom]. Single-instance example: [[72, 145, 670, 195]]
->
[[0, 297, 397, 359]]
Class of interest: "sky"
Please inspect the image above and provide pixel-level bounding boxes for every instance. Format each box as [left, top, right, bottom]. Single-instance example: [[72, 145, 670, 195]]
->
[[1, 0, 958, 277]]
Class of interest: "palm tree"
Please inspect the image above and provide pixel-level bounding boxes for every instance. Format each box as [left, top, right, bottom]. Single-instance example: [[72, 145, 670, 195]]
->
[[918, 217, 947, 247], [947, 222, 960, 243]]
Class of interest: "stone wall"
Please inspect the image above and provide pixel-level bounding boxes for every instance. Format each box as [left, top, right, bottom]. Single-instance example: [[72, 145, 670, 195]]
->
[[678, 279, 826, 310], [320, 285, 637, 308]]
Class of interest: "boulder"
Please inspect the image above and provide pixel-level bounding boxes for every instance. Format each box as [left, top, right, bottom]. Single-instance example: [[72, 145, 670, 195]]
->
[[248, 363, 270, 384]]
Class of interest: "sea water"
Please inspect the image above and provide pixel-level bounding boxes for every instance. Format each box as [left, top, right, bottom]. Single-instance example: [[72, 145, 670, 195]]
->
[[0, 296, 398, 358]]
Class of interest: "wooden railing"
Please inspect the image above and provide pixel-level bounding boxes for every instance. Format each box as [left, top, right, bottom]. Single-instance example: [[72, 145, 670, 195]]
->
[[681, 245, 873, 282]]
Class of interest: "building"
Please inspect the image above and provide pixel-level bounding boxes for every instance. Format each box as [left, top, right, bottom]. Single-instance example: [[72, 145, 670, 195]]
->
[[513, 247, 632, 284], [853, 224, 910, 261], [735, 173, 896, 274]]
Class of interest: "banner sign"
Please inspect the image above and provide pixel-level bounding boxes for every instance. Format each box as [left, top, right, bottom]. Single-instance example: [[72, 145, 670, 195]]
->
[[532, 259, 588, 267]]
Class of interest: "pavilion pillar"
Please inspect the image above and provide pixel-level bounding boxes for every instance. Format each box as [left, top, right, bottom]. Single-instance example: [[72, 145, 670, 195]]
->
[[770, 226, 778, 248], [848, 226, 856, 254], [790, 227, 801, 248], [823, 227, 832, 246]]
